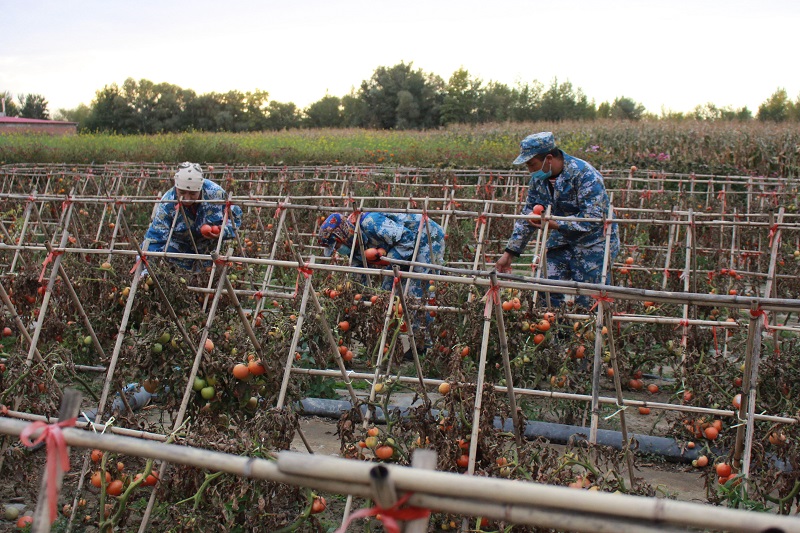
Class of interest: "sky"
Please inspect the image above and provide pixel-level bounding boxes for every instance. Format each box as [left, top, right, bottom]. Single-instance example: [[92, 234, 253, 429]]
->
[[2, 0, 799, 116]]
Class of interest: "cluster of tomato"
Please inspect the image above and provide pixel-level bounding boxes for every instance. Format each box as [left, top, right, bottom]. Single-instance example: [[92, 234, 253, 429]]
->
[[88, 449, 158, 499]]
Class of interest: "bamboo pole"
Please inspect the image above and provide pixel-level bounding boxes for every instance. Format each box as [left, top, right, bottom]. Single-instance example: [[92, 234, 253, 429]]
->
[[391, 267, 430, 404], [679, 209, 694, 352], [31, 389, 83, 533], [735, 208, 784, 482], [9, 192, 35, 274], [6, 417, 799, 533], [466, 283, 494, 476], [589, 201, 616, 443], [604, 306, 637, 489], [276, 257, 315, 410], [137, 249, 232, 533], [290, 366, 796, 425], [490, 272, 522, 446]]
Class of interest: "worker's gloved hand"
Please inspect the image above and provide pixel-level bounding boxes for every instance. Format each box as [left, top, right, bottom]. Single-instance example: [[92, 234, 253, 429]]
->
[[200, 224, 221, 239]]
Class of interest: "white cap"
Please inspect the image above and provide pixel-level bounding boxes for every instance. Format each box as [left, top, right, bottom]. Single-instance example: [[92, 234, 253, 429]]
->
[[174, 162, 203, 192]]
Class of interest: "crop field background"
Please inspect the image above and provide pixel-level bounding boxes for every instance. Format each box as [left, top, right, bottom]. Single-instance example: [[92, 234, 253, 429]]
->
[[0, 122, 799, 532], [1, 120, 800, 178]]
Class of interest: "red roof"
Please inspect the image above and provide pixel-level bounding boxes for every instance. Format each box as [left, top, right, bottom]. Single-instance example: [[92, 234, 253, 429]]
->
[[0, 116, 76, 125]]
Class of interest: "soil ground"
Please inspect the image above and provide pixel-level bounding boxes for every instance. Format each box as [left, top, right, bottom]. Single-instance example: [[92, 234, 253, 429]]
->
[[289, 388, 710, 504]]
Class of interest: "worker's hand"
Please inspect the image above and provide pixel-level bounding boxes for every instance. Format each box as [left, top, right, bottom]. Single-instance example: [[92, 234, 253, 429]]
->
[[528, 216, 558, 231], [200, 224, 221, 239], [495, 252, 514, 274]]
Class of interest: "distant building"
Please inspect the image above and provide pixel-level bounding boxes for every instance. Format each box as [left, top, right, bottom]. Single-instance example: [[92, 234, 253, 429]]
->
[[0, 116, 78, 135]]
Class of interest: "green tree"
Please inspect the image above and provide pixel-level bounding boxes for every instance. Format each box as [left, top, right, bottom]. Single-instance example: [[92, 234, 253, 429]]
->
[[304, 95, 344, 128], [691, 103, 752, 121], [121, 78, 195, 133], [264, 101, 301, 130], [182, 93, 221, 131], [84, 84, 135, 133], [1, 91, 20, 116], [243, 90, 270, 131], [341, 91, 368, 127], [757, 88, 792, 122], [607, 96, 646, 120], [536, 79, 595, 121], [441, 68, 482, 125], [477, 81, 514, 123], [18, 93, 50, 119], [54, 103, 92, 128], [357, 62, 444, 129], [508, 81, 543, 122]]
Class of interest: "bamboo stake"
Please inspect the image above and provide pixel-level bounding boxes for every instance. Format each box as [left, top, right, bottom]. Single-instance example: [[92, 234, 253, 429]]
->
[[406, 449, 436, 533], [490, 272, 522, 446], [137, 249, 232, 533], [31, 389, 83, 533], [735, 209, 783, 482], [603, 306, 637, 489], [679, 209, 693, 353], [466, 283, 493, 476], [276, 257, 315, 410], [9, 192, 35, 274], [589, 200, 616, 443], [391, 267, 430, 404], [23, 199, 75, 370], [362, 276, 398, 427], [254, 195, 290, 319]]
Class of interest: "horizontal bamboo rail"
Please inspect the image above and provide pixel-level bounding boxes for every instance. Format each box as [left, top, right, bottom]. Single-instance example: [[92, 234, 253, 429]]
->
[[1, 418, 797, 533]]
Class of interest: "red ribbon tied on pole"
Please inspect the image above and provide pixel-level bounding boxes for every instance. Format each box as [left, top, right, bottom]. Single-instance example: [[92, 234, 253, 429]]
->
[[749, 308, 771, 331], [335, 492, 430, 533], [20, 418, 77, 523], [674, 319, 690, 331], [39, 250, 64, 283], [473, 214, 488, 240], [298, 263, 313, 279], [589, 293, 614, 312], [768, 224, 779, 248], [484, 283, 500, 317]]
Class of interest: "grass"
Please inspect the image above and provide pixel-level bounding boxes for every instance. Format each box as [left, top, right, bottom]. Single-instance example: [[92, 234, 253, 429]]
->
[[1, 120, 799, 176]]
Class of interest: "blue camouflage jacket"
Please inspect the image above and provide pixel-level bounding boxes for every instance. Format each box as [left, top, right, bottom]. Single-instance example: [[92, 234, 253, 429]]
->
[[506, 153, 618, 254], [143, 180, 243, 269], [347, 212, 445, 295], [351, 212, 445, 267]]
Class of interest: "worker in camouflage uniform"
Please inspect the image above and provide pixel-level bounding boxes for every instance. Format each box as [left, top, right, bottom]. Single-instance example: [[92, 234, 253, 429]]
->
[[317, 211, 445, 298], [495, 132, 619, 308], [143, 162, 242, 272]]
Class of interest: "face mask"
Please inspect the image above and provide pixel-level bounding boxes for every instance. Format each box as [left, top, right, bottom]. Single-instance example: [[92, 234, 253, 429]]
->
[[531, 158, 552, 180]]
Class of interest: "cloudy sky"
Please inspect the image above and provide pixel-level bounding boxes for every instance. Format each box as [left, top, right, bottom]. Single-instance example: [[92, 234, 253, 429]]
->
[[2, 0, 798, 115]]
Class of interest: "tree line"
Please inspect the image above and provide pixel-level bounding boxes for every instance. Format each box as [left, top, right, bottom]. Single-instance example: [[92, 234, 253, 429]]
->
[[3, 62, 800, 133]]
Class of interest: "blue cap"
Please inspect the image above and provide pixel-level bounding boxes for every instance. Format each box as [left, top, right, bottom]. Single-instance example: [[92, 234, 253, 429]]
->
[[513, 132, 556, 165]]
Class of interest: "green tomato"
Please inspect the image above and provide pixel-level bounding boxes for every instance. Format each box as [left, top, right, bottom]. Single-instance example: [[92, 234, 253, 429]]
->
[[4, 506, 19, 520], [157, 332, 171, 344], [83, 335, 92, 345], [193, 377, 206, 391], [205, 375, 218, 387], [200, 386, 215, 400], [151, 343, 163, 354]]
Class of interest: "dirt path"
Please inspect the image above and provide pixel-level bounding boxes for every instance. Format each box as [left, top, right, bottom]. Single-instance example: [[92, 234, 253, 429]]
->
[[290, 411, 709, 504]]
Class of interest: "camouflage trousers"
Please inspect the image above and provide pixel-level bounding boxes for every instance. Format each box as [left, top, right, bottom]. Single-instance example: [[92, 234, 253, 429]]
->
[[543, 239, 619, 309]]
